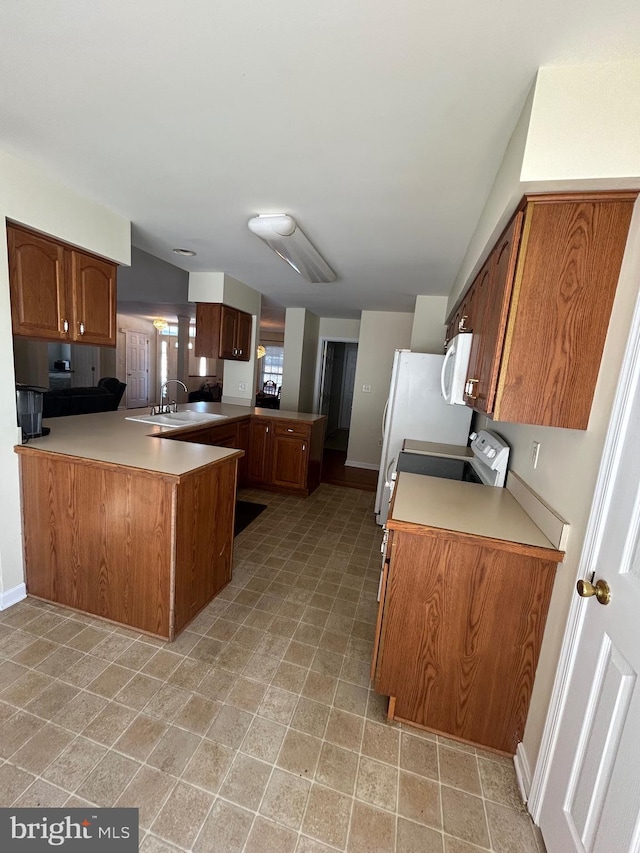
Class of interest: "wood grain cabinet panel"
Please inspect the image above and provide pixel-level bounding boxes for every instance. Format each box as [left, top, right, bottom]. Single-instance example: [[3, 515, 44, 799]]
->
[[8, 223, 117, 346], [372, 527, 560, 754], [195, 303, 252, 361], [447, 192, 637, 429], [17, 448, 238, 640]]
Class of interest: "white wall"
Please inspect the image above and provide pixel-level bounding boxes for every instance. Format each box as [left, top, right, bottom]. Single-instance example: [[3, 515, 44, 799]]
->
[[281, 308, 320, 412], [318, 317, 361, 340], [346, 311, 413, 468], [447, 61, 640, 774], [188, 272, 261, 406], [410, 295, 448, 352], [0, 148, 130, 605]]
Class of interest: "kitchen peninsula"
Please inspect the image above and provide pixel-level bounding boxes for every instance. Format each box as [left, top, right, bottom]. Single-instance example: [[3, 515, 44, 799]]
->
[[15, 403, 326, 641]]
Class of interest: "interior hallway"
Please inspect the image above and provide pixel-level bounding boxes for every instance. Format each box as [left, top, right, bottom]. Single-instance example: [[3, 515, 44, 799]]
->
[[0, 484, 544, 852]]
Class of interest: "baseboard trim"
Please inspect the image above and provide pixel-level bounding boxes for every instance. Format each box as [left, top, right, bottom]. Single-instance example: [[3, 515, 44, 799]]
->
[[0, 583, 27, 610], [345, 460, 379, 471], [514, 741, 532, 805]]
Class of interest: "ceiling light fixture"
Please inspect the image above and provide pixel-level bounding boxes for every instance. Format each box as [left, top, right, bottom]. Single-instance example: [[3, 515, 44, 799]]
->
[[172, 248, 197, 257], [152, 318, 168, 331], [257, 345, 266, 359], [247, 214, 336, 283]]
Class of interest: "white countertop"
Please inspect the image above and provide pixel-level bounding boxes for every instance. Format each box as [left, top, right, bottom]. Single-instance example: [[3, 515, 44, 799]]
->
[[16, 403, 323, 477], [390, 472, 560, 552]]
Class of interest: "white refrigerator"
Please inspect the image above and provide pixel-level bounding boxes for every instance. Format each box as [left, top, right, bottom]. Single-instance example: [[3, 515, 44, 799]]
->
[[374, 350, 473, 524]]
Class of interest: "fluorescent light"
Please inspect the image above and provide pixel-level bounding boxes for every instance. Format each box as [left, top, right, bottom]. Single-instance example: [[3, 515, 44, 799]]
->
[[248, 214, 336, 283]]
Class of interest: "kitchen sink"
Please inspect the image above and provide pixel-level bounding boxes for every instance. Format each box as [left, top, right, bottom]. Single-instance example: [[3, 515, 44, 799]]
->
[[125, 410, 228, 429]]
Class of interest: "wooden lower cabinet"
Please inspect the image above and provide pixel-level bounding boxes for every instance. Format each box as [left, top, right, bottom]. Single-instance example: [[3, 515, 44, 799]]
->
[[247, 417, 326, 496], [17, 448, 239, 640], [372, 526, 561, 754]]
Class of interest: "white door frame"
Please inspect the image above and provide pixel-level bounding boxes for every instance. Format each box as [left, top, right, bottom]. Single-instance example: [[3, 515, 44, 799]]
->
[[312, 337, 359, 415], [527, 273, 640, 822]]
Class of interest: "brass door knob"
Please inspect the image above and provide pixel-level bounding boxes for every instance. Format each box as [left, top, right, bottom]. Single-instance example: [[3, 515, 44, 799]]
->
[[576, 578, 611, 605]]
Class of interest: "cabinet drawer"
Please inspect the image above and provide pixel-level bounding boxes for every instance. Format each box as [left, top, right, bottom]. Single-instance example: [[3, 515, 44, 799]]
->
[[273, 421, 310, 439], [207, 422, 238, 446]]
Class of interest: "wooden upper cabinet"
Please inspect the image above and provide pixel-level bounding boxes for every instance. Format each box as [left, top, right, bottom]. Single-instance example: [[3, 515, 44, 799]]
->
[[447, 191, 637, 429], [195, 303, 252, 361], [8, 223, 117, 346], [69, 251, 117, 346], [8, 226, 68, 340], [464, 212, 523, 414]]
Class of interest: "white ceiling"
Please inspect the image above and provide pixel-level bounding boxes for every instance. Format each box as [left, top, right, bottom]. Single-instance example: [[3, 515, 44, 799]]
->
[[1, 1, 640, 321]]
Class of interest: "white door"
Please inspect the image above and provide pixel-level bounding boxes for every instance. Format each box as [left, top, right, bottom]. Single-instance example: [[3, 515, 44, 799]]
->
[[70, 344, 99, 386], [538, 338, 640, 850], [126, 331, 149, 408]]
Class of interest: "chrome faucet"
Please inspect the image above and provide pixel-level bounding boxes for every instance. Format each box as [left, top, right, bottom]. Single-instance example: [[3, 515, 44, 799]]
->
[[152, 379, 188, 415]]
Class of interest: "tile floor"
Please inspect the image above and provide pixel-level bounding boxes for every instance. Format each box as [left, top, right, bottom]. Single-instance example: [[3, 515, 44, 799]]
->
[[0, 484, 546, 853]]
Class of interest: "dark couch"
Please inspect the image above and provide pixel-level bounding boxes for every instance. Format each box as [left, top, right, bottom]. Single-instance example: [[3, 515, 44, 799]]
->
[[43, 378, 126, 418]]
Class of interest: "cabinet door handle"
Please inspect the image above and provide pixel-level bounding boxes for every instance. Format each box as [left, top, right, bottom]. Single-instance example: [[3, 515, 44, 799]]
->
[[78, 322, 85, 336], [465, 378, 478, 400], [61, 318, 69, 333], [302, 443, 306, 452], [287, 428, 294, 433], [458, 315, 469, 332], [266, 426, 269, 434]]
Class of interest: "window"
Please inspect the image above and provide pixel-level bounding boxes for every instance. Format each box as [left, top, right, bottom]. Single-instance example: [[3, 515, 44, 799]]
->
[[260, 345, 284, 389]]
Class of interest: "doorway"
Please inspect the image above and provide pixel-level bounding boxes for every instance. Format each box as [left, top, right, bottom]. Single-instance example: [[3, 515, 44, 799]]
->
[[316, 338, 377, 491], [125, 330, 150, 408], [318, 340, 357, 451]]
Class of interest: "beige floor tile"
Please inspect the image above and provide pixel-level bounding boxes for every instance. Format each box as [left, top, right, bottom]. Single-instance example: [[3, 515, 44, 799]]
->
[[81, 701, 137, 746], [206, 704, 252, 748], [86, 663, 135, 698], [24, 680, 79, 718], [361, 720, 399, 765], [325, 708, 364, 751], [0, 660, 29, 691], [272, 661, 309, 693], [12, 638, 58, 667], [192, 798, 253, 853], [182, 739, 234, 793], [142, 650, 182, 680], [242, 651, 280, 683], [35, 646, 85, 678], [0, 710, 45, 759], [226, 676, 267, 712], [173, 694, 221, 735], [355, 755, 398, 811], [399, 771, 442, 829], [115, 765, 175, 828], [285, 640, 317, 668], [302, 783, 352, 849], [196, 667, 237, 702], [485, 802, 539, 853], [302, 671, 337, 705], [2, 671, 54, 707], [143, 683, 190, 722], [296, 836, 338, 853], [13, 778, 68, 808], [241, 715, 287, 762], [260, 767, 311, 829], [315, 742, 358, 795], [479, 757, 526, 810], [258, 685, 298, 724], [11, 723, 75, 775], [442, 786, 490, 848], [339, 657, 371, 688], [147, 725, 201, 776], [151, 781, 214, 849], [245, 816, 298, 853], [219, 752, 272, 810], [0, 762, 37, 803], [347, 801, 395, 853], [334, 681, 369, 717], [42, 736, 106, 791], [76, 750, 141, 807], [439, 746, 482, 795], [291, 697, 330, 738], [167, 658, 210, 691], [114, 714, 168, 761], [400, 731, 439, 780], [444, 836, 493, 853], [115, 640, 159, 670], [278, 729, 322, 778], [52, 690, 107, 732], [398, 818, 445, 853]]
